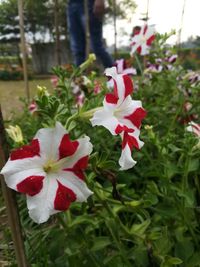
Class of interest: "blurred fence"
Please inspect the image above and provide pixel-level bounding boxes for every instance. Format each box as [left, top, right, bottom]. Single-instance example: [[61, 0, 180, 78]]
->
[[31, 40, 71, 74]]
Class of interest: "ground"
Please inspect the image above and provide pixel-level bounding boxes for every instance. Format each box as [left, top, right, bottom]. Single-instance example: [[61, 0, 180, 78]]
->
[[0, 79, 52, 120]]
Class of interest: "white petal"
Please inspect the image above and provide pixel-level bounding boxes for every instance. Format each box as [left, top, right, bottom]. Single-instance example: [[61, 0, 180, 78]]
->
[[129, 128, 144, 149], [117, 96, 142, 118], [3, 167, 45, 191], [105, 66, 118, 79], [145, 25, 155, 40], [61, 136, 93, 169], [26, 177, 58, 224], [57, 171, 93, 202], [34, 122, 67, 161], [104, 67, 127, 103], [140, 43, 149, 56], [1, 156, 43, 176], [119, 144, 137, 170], [106, 79, 114, 89], [90, 108, 119, 135], [116, 59, 124, 73], [123, 68, 137, 76]]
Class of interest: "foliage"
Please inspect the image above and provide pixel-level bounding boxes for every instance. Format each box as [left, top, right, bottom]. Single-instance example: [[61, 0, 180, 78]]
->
[[0, 0, 67, 43], [2, 34, 200, 267]]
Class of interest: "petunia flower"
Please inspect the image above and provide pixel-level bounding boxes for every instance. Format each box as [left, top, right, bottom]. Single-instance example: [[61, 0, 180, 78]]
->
[[50, 76, 59, 88], [186, 121, 200, 138], [107, 59, 137, 89], [94, 80, 101, 95], [90, 67, 146, 170], [145, 62, 163, 73], [115, 59, 137, 76], [130, 24, 155, 56], [28, 101, 38, 115], [76, 91, 85, 107], [1, 122, 93, 223]]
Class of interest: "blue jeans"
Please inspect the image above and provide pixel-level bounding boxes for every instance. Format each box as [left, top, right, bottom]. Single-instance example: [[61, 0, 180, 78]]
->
[[68, 0, 113, 68]]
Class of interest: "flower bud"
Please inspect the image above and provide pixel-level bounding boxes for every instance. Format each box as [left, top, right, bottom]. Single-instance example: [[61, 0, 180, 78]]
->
[[37, 86, 49, 98], [79, 54, 96, 72], [6, 125, 23, 144]]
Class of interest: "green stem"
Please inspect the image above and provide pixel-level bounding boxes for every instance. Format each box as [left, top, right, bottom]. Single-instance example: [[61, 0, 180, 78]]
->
[[65, 112, 79, 130], [134, 54, 143, 76]]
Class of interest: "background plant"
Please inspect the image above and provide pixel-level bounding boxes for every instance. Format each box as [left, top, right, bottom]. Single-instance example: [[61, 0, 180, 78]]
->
[[1, 35, 200, 267]]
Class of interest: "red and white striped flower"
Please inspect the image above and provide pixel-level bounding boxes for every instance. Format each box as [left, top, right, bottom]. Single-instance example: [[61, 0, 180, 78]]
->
[[90, 67, 146, 170], [186, 121, 200, 138], [107, 59, 137, 89], [28, 101, 37, 115], [115, 59, 137, 76], [1, 122, 93, 223], [130, 24, 155, 56]]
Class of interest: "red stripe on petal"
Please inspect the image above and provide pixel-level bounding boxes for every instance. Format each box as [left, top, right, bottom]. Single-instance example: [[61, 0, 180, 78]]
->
[[122, 132, 140, 150], [59, 134, 79, 159], [54, 181, 76, 211], [146, 35, 155, 46], [125, 107, 147, 128], [64, 156, 89, 180], [105, 93, 118, 104], [143, 24, 148, 35], [137, 46, 142, 54], [17, 175, 44, 196], [10, 139, 40, 160], [123, 75, 134, 98], [115, 125, 134, 134], [73, 156, 89, 170], [113, 80, 119, 98]]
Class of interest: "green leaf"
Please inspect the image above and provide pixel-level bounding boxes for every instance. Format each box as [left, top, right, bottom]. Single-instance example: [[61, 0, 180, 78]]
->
[[188, 158, 199, 172], [130, 219, 151, 237], [167, 256, 183, 265], [90, 237, 111, 251]]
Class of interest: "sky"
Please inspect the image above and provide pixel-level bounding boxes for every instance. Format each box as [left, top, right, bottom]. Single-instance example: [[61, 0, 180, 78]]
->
[[104, 0, 200, 47]]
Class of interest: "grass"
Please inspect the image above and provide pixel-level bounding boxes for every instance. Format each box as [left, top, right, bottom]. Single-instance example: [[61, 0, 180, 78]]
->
[[0, 79, 52, 120]]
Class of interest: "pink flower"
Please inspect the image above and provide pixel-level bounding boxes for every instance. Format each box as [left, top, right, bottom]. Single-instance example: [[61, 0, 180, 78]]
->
[[115, 59, 137, 76], [51, 76, 59, 88], [1, 122, 93, 223], [130, 24, 155, 56], [90, 67, 146, 170], [107, 60, 137, 89], [146, 62, 163, 73], [94, 80, 101, 95], [166, 54, 178, 64], [76, 92, 85, 107], [188, 72, 200, 86], [29, 101, 37, 114], [186, 121, 200, 138]]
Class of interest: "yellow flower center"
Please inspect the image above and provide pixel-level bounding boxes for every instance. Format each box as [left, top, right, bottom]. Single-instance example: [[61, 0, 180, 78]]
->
[[141, 35, 146, 43], [43, 158, 69, 174]]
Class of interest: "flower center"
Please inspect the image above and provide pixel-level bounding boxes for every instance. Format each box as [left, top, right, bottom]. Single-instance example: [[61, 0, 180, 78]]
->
[[43, 159, 60, 174], [43, 157, 69, 174], [141, 35, 146, 43]]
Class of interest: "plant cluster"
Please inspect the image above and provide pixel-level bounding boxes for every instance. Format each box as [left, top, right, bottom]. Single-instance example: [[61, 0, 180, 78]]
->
[[1, 31, 200, 267]]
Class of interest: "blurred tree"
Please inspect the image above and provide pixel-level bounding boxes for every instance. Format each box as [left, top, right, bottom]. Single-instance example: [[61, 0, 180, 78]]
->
[[106, 0, 136, 19], [0, 0, 68, 43]]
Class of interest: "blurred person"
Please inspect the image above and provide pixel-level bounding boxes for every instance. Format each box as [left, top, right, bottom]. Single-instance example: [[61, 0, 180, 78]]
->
[[67, 0, 113, 68]]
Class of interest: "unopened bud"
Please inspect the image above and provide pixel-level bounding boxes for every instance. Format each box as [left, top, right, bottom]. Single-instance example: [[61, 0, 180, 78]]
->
[[6, 125, 23, 144]]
